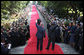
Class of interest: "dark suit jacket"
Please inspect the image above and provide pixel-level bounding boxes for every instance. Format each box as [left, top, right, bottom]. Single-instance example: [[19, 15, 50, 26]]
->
[[47, 23, 51, 30], [1, 44, 9, 54], [48, 25, 58, 39], [36, 23, 45, 39]]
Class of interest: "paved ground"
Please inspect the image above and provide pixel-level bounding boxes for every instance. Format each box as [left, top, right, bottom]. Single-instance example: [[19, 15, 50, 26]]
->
[[9, 42, 79, 54], [9, 5, 79, 54], [9, 41, 28, 54], [27, 6, 32, 25], [57, 43, 79, 54]]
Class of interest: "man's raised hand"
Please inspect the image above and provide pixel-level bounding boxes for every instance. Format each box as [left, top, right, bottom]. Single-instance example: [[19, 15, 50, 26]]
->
[[36, 20, 37, 23]]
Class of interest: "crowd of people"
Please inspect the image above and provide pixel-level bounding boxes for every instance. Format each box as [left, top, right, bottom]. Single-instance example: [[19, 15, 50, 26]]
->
[[1, 16, 30, 54], [47, 17, 83, 53], [37, 5, 83, 54], [1, 5, 83, 54]]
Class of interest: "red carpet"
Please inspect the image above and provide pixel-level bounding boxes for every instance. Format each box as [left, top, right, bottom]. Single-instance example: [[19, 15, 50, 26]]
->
[[24, 5, 64, 54]]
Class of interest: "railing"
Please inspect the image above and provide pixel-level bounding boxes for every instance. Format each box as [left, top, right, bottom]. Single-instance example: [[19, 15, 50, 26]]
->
[[37, 5, 51, 24]]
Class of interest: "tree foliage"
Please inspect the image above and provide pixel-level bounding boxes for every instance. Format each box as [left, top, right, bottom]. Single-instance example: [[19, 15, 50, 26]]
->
[[1, 1, 29, 19], [38, 1, 83, 19]]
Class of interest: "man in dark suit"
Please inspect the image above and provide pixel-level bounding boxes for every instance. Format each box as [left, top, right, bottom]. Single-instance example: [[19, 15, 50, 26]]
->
[[75, 23, 81, 51], [46, 22, 57, 50], [36, 19, 45, 51]]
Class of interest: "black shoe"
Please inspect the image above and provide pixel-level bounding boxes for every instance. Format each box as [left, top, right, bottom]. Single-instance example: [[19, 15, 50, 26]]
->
[[40, 50, 42, 51], [52, 48, 54, 51], [37, 48, 39, 51], [40, 49, 43, 51], [46, 47, 49, 50]]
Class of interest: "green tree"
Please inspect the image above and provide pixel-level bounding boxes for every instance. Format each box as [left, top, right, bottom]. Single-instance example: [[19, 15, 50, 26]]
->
[[1, 1, 29, 19], [38, 1, 83, 19]]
